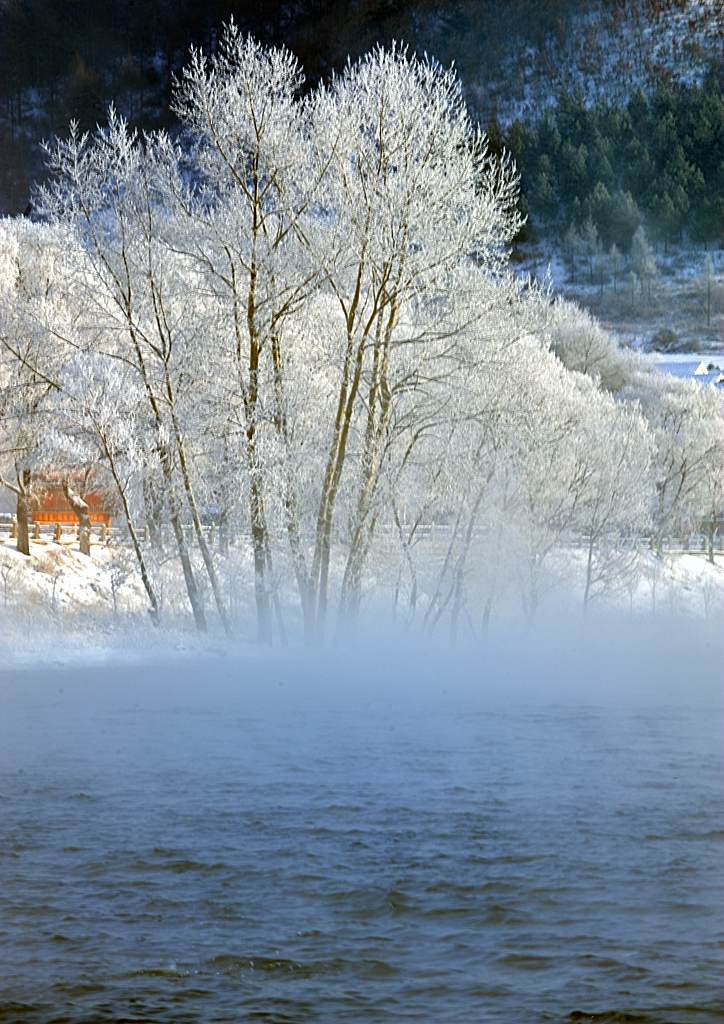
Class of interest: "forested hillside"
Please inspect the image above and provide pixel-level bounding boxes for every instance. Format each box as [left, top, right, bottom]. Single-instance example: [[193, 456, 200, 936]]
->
[[502, 75, 724, 248], [1, 0, 721, 216]]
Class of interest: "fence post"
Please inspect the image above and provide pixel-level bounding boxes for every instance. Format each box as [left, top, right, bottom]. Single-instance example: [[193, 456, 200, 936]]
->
[[54, 523, 62, 543]]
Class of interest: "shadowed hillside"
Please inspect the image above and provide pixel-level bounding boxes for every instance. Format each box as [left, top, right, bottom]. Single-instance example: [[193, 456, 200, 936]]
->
[[1, 0, 721, 213]]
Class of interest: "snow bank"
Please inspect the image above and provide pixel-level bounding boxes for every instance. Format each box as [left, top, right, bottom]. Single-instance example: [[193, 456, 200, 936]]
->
[[1, 535, 723, 671]]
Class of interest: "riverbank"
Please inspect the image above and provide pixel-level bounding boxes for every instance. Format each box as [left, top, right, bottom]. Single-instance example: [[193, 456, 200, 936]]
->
[[0, 537, 722, 669]]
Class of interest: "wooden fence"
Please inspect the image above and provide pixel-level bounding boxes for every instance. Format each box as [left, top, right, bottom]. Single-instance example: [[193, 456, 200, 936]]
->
[[0, 519, 722, 558]]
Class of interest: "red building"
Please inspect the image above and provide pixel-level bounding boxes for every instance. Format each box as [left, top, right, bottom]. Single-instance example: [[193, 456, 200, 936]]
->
[[33, 475, 114, 527]]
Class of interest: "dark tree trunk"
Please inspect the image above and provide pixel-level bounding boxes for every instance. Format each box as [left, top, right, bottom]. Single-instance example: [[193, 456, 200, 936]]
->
[[218, 506, 230, 557], [707, 524, 716, 565], [251, 492, 272, 644], [16, 491, 30, 557], [169, 505, 207, 631], [143, 476, 165, 549], [16, 467, 32, 556], [0, 467, 33, 556]]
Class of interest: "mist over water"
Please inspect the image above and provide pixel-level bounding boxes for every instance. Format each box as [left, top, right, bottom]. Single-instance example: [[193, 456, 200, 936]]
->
[[1, 624, 722, 1023]]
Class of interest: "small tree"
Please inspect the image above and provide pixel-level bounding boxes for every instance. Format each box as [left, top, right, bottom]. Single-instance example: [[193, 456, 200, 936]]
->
[[629, 270, 638, 311], [609, 243, 623, 293], [580, 218, 600, 284], [0, 558, 19, 606], [702, 254, 714, 328], [562, 223, 581, 283], [631, 226, 657, 302], [576, 400, 653, 612], [630, 376, 723, 557], [109, 549, 134, 617]]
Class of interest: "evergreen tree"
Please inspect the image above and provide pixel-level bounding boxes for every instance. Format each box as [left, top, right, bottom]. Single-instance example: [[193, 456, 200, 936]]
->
[[607, 191, 641, 250], [651, 191, 678, 250], [532, 155, 556, 223]]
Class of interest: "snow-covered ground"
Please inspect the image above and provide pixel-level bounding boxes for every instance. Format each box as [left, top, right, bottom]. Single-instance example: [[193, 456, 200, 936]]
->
[[0, 540, 142, 613], [566, 546, 724, 621], [515, 241, 724, 356], [1, 535, 722, 666], [645, 351, 724, 387], [0, 546, 258, 670]]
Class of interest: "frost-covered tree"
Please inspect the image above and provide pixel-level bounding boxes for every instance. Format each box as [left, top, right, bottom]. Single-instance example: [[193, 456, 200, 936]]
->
[[1, 25, 720, 641], [574, 396, 652, 611], [47, 353, 161, 618], [169, 26, 325, 641], [546, 300, 639, 393], [40, 116, 224, 631], [0, 219, 69, 555], [306, 45, 521, 635], [701, 432, 724, 564], [631, 225, 657, 301], [627, 374, 724, 555]]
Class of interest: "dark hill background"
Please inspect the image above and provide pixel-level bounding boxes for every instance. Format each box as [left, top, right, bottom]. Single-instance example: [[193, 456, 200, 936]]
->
[[1, 0, 721, 252], [0, 0, 629, 212]]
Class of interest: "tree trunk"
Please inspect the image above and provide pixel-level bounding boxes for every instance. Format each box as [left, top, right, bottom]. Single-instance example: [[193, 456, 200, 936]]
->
[[126, 323, 206, 629], [165, 373, 230, 633], [16, 467, 32, 556], [218, 506, 230, 557], [159, 446, 207, 632], [1, 468, 33, 556], [284, 492, 314, 642], [311, 307, 374, 638], [169, 505, 207, 631], [338, 516, 377, 629], [311, 338, 364, 637], [270, 333, 314, 641], [271, 337, 315, 641], [102, 435, 160, 624], [583, 536, 594, 614], [63, 480, 92, 556], [16, 491, 30, 557], [249, 467, 272, 644], [337, 301, 397, 629], [143, 476, 165, 549]]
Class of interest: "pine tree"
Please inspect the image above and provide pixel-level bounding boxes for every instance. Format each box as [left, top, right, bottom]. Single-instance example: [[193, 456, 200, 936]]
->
[[607, 190, 641, 250], [652, 191, 677, 252]]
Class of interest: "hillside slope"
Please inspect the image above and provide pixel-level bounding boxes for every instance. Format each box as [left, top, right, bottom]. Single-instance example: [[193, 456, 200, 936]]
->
[[1, 0, 721, 213]]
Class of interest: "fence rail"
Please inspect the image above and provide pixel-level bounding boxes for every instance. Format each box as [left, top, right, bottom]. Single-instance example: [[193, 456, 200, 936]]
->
[[0, 519, 722, 558]]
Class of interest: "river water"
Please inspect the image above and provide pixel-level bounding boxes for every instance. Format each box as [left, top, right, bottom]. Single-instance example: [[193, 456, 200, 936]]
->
[[1, 645, 723, 1023]]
